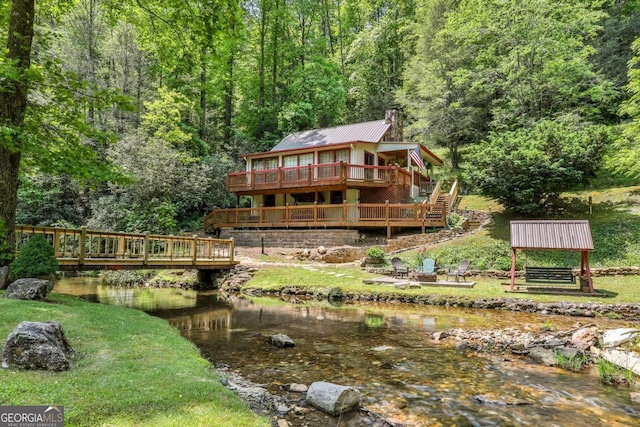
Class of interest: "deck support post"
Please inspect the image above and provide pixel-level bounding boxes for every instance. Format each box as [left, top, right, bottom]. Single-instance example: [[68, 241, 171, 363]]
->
[[385, 200, 391, 239]]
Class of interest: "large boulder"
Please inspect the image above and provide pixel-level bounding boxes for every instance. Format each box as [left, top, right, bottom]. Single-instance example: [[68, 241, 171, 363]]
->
[[5, 278, 54, 300], [2, 321, 74, 371], [306, 381, 361, 416]]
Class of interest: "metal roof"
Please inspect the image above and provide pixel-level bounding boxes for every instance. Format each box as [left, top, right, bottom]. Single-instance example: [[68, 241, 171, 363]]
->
[[270, 120, 391, 153], [510, 220, 594, 251]]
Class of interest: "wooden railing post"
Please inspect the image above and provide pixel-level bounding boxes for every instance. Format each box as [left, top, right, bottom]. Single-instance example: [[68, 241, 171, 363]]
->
[[143, 232, 150, 265], [79, 227, 87, 265], [259, 204, 264, 224], [167, 235, 174, 259], [235, 205, 239, 226], [192, 235, 198, 266], [339, 161, 346, 183], [308, 164, 312, 185], [285, 203, 290, 224], [343, 200, 347, 221], [53, 227, 61, 258], [278, 167, 283, 188]]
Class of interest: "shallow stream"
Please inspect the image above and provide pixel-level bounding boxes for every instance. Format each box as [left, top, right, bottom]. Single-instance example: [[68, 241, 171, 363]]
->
[[57, 277, 640, 426]]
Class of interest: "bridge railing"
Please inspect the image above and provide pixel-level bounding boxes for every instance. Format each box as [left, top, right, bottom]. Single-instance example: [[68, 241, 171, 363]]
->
[[14, 225, 235, 269]]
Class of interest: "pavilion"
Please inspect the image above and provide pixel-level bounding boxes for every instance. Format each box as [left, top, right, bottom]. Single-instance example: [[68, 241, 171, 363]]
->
[[509, 220, 595, 293]]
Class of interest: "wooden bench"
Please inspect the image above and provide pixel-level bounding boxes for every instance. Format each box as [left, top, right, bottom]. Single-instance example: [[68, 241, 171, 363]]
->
[[525, 267, 575, 284]]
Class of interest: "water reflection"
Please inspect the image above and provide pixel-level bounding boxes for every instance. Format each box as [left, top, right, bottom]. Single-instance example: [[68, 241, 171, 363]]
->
[[55, 277, 198, 311], [56, 278, 640, 426]]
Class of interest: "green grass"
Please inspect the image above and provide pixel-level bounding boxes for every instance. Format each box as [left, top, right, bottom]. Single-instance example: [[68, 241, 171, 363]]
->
[[597, 358, 637, 387], [0, 293, 269, 427], [246, 266, 640, 304], [395, 185, 640, 271]]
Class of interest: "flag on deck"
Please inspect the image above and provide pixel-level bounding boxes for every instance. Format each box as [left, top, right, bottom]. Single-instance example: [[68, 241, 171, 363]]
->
[[410, 148, 426, 174]]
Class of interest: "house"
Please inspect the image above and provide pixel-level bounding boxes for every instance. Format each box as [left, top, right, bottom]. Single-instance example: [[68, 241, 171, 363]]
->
[[205, 110, 458, 238]]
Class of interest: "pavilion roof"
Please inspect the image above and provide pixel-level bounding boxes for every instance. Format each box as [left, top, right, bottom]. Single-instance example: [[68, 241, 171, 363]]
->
[[510, 220, 594, 251]]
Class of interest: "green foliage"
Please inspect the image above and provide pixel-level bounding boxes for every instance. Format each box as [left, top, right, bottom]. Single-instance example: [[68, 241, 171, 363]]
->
[[366, 246, 386, 260], [555, 352, 589, 372], [16, 174, 83, 226], [100, 270, 155, 287], [9, 235, 59, 280], [598, 358, 637, 387], [610, 37, 640, 181], [446, 212, 465, 229], [464, 116, 611, 214]]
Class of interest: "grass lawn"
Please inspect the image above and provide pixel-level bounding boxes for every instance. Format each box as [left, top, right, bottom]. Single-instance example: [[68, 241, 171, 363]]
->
[[0, 293, 270, 427], [246, 266, 640, 304], [391, 185, 640, 271]]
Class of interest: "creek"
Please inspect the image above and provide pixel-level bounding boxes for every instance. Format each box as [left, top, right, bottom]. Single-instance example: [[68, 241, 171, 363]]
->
[[56, 277, 640, 426]]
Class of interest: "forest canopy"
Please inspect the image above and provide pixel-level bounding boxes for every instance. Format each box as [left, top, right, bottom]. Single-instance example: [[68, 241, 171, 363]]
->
[[1, 0, 640, 242]]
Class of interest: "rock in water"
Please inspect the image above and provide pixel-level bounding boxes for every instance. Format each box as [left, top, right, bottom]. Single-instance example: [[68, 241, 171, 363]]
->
[[306, 381, 361, 415], [5, 278, 54, 300], [269, 334, 295, 348], [2, 321, 74, 371]]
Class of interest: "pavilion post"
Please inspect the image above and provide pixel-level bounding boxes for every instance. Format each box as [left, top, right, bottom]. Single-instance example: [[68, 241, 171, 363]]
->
[[510, 248, 517, 291], [582, 250, 594, 293]]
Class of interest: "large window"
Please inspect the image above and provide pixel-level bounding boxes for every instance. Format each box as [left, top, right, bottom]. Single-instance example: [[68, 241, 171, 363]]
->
[[319, 149, 349, 178], [252, 157, 277, 170], [319, 148, 349, 164], [252, 157, 278, 184], [283, 153, 314, 181]]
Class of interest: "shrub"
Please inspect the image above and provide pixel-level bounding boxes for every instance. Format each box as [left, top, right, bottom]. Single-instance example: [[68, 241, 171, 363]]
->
[[366, 247, 385, 260], [9, 234, 59, 280], [446, 213, 465, 229]]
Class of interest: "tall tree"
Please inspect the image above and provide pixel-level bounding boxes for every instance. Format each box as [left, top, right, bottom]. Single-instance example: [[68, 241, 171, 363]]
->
[[610, 37, 640, 180], [0, 0, 34, 262]]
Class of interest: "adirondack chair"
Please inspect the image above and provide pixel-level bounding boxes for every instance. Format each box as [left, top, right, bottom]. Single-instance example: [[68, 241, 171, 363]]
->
[[446, 260, 470, 282], [391, 257, 410, 278], [417, 258, 436, 274]]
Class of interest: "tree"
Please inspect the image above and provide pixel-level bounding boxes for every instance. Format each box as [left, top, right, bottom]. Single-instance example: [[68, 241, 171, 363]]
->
[[464, 116, 610, 214], [399, 0, 488, 170], [610, 37, 640, 180], [0, 0, 35, 263], [1, 0, 126, 265]]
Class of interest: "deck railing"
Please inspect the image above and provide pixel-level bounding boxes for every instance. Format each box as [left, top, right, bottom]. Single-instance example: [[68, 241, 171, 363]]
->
[[204, 201, 446, 233], [227, 162, 413, 192], [14, 225, 235, 270]]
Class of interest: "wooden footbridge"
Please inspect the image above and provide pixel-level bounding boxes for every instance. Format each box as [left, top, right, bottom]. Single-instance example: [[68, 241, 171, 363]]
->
[[14, 225, 236, 272]]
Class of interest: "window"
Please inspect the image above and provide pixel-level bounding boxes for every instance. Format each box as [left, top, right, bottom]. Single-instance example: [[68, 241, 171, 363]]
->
[[252, 157, 277, 170], [319, 149, 349, 164]]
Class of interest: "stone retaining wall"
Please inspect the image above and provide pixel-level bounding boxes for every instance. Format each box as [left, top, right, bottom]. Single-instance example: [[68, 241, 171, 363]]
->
[[243, 286, 640, 321], [222, 229, 360, 247]]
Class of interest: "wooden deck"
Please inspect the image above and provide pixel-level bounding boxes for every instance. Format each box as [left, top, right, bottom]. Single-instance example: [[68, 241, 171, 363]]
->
[[227, 162, 412, 195], [14, 225, 236, 271], [204, 201, 447, 238]]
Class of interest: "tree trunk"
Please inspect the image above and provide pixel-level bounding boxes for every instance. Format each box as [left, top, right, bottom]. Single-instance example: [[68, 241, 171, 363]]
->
[[0, 0, 35, 262], [224, 53, 234, 147], [199, 48, 207, 142]]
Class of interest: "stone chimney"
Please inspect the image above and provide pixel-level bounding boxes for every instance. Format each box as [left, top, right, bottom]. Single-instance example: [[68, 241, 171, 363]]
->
[[385, 109, 403, 142]]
